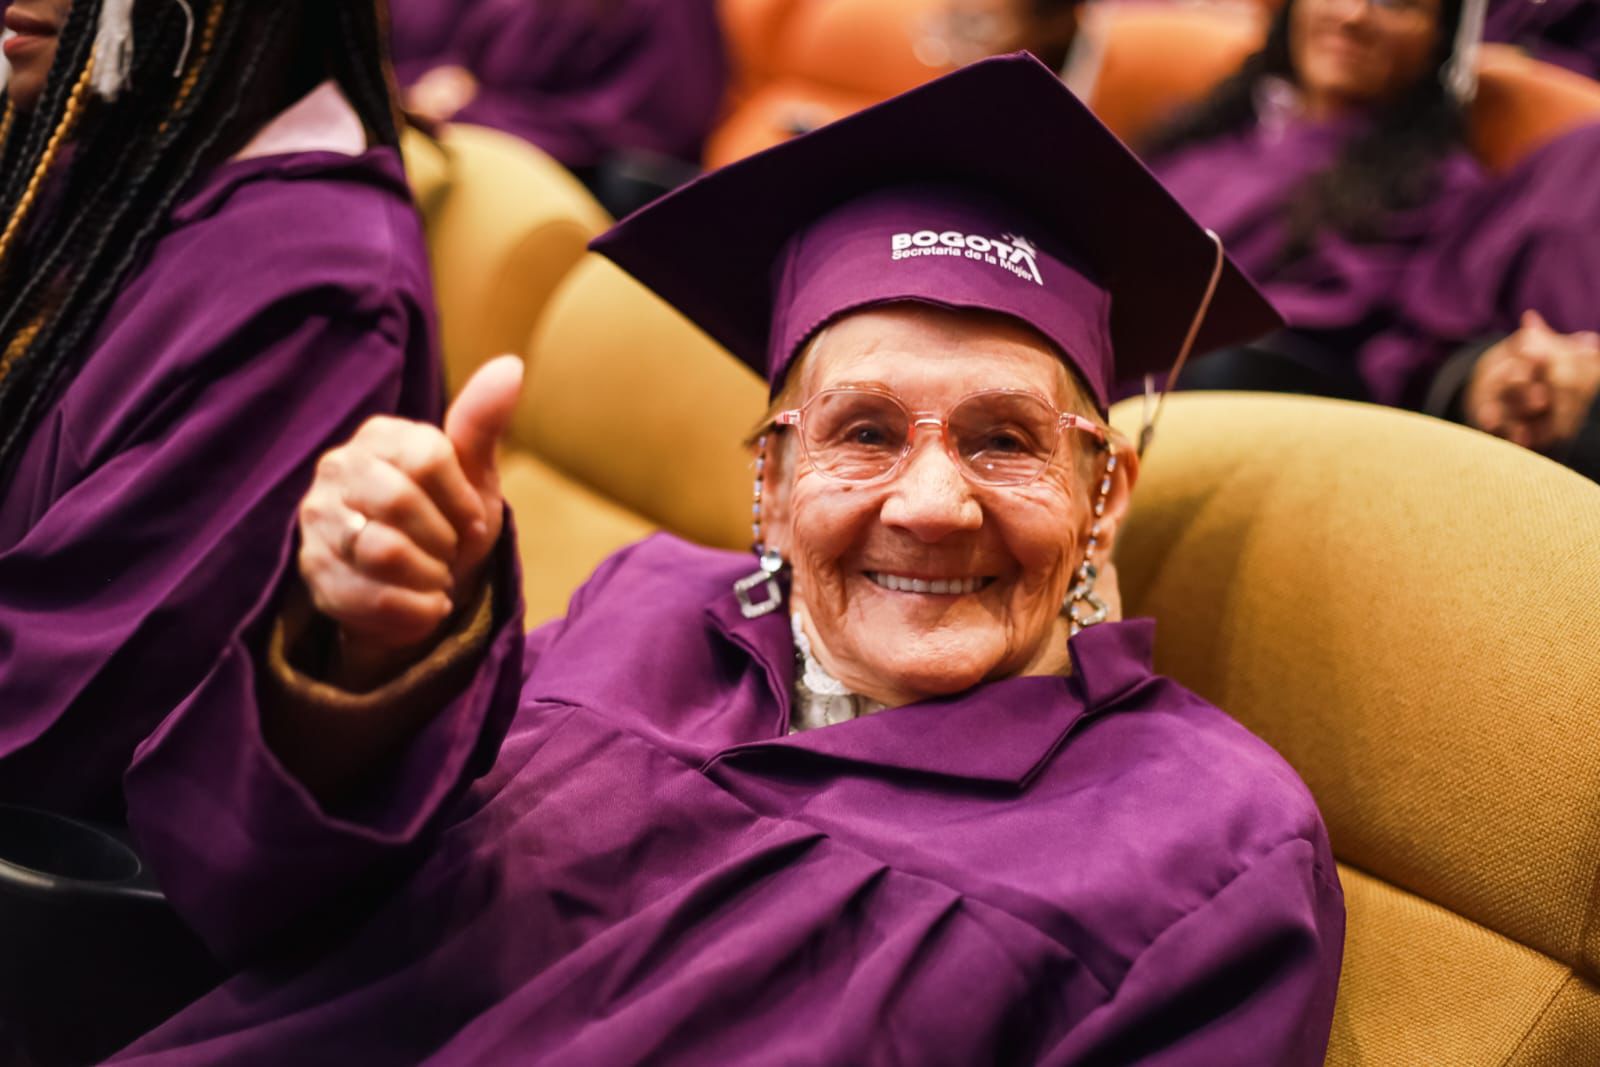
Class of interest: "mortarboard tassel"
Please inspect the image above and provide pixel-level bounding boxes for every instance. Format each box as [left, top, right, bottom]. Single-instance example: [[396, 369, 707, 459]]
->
[[89, 0, 137, 100], [1445, 0, 1489, 103]]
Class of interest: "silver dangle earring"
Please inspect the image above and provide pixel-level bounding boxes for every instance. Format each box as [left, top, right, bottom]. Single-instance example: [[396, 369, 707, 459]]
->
[[1065, 449, 1117, 636], [733, 434, 787, 619]]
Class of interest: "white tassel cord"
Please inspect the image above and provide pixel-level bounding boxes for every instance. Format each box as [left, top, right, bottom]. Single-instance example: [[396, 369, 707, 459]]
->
[[90, 0, 137, 100], [1445, 0, 1490, 103]]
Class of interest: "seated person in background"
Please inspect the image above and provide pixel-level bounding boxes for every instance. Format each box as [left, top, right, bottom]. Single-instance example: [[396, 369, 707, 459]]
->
[[1140, 0, 1488, 408], [1487, 0, 1600, 79], [392, 0, 729, 216], [117, 57, 1342, 1065], [0, 0, 440, 818], [1402, 120, 1600, 480]]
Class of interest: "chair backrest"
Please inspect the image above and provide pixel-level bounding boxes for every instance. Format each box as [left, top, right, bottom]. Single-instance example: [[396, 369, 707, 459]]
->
[[705, 0, 953, 166], [505, 255, 766, 622], [1068, 7, 1600, 172], [1063, 2, 1264, 144], [775, 0, 956, 99], [717, 0, 806, 91], [402, 124, 612, 397], [1108, 392, 1600, 1064], [1474, 44, 1600, 171]]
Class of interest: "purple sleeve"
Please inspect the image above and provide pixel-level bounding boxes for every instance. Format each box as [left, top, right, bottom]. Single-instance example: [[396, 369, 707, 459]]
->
[[1042, 838, 1345, 1066], [0, 300, 429, 812], [124, 528, 529, 966], [1402, 125, 1600, 340]]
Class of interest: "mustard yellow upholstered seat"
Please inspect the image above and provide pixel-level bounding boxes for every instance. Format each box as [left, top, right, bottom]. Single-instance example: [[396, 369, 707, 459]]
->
[[509, 255, 767, 623], [1108, 392, 1600, 1065], [401, 124, 612, 396]]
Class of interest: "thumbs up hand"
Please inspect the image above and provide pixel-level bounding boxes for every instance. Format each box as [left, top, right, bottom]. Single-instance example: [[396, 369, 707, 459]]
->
[[297, 356, 524, 676]]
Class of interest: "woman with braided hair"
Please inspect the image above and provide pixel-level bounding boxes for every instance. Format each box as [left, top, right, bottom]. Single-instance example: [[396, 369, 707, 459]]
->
[[0, 0, 443, 820]]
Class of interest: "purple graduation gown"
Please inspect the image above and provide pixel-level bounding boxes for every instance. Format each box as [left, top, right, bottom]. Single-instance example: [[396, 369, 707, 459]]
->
[[390, 0, 730, 168], [1487, 0, 1600, 79], [389, 0, 481, 87], [0, 148, 440, 817], [1149, 113, 1486, 406], [116, 535, 1344, 1064], [1398, 121, 1600, 343]]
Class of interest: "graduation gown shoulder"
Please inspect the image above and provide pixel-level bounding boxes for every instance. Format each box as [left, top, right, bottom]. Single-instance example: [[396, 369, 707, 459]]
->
[[0, 147, 441, 816]]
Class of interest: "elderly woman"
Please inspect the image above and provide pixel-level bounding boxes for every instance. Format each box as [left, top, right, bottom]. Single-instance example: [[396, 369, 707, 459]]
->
[[117, 56, 1342, 1064]]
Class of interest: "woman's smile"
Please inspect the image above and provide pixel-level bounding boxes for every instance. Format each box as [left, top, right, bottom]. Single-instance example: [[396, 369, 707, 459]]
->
[[863, 571, 997, 596], [3, 8, 59, 59]]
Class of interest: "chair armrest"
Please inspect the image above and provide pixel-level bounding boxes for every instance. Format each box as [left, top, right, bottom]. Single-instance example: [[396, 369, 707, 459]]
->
[[0, 803, 222, 1064]]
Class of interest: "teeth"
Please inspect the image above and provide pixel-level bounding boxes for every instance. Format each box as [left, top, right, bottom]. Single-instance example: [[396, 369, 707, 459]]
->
[[867, 572, 989, 595]]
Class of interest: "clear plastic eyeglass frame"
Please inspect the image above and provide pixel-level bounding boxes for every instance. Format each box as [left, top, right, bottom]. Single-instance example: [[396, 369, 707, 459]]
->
[[773, 386, 1108, 488]]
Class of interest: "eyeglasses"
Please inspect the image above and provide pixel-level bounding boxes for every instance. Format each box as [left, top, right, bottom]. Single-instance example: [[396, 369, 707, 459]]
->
[[774, 387, 1106, 487]]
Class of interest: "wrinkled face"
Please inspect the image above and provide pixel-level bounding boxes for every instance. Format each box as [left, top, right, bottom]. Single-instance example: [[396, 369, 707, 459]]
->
[[5, 0, 73, 114], [1290, 0, 1444, 113], [763, 305, 1131, 709]]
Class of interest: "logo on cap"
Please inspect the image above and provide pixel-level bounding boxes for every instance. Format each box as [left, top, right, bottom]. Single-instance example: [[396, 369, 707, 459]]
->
[[890, 230, 1044, 286]]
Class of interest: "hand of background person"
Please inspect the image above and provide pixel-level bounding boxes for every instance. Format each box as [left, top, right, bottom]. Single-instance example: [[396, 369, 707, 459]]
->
[[405, 65, 479, 127], [1465, 310, 1600, 453], [297, 356, 524, 683]]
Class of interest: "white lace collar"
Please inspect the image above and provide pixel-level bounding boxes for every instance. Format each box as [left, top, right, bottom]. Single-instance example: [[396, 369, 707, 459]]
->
[[790, 613, 885, 734]]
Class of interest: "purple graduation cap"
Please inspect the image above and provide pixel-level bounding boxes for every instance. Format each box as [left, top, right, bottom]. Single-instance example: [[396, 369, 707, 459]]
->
[[591, 52, 1282, 413]]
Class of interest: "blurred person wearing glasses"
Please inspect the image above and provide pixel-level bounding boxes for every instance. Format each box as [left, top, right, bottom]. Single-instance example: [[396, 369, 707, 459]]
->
[[117, 57, 1341, 1065], [1141, 0, 1600, 480], [1140, 0, 1490, 407]]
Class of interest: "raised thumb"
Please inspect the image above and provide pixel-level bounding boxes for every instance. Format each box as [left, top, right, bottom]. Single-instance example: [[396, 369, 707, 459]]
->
[[445, 355, 524, 488]]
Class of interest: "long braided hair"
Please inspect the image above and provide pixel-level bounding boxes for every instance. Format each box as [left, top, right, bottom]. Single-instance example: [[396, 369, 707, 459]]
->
[[1140, 0, 1468, 263], [0, 0, 403, 479]]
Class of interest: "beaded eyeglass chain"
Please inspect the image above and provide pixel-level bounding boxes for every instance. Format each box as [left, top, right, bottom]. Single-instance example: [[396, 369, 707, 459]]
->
[[1065, 447, 1117, 636], [733, 433, 786, 619]]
